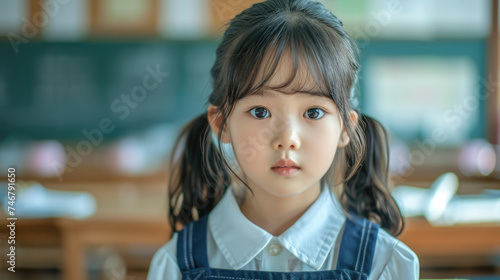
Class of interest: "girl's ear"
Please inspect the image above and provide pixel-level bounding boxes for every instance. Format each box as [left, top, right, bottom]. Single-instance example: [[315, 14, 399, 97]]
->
[[338, 111, 358, 148], [208, 104, 231, 143]]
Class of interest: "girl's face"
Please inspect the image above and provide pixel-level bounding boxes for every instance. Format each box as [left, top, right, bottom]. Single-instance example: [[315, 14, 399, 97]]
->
[[210, 53, 352, 199]]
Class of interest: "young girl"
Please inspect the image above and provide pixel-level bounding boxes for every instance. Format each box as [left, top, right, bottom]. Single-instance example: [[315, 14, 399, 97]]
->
[[147, 0, 419, 279]]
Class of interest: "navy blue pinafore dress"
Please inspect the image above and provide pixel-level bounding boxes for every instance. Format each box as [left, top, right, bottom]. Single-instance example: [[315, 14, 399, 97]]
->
[[177, 214, 379, 280]]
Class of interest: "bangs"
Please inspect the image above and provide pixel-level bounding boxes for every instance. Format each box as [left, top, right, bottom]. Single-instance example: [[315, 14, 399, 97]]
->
[[252, 44, 330, 99], [226, 11, 355, 105]]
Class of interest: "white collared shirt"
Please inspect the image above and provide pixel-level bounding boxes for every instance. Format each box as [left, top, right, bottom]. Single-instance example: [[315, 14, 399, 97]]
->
[[147, 183, 419, 279]]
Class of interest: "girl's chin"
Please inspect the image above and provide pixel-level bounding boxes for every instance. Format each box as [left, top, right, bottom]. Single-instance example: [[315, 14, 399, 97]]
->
[[260, 185, 313, 198]]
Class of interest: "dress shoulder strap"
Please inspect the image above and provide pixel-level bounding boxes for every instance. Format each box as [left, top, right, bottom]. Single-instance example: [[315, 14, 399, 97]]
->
[[176, 214, 210, 272], [336, 214, 380, 275]]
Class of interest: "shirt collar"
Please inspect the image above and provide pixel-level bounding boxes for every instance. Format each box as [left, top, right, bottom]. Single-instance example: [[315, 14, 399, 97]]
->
[[209, 185, 273, 269], [208, 182, 346, 270]]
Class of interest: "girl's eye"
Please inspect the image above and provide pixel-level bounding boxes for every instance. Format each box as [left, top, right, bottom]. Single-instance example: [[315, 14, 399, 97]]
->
[[305, 108, 325, 120], [249, 107, 270, 119]]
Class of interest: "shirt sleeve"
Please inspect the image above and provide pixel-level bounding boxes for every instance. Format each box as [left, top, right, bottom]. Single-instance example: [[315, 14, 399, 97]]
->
[[146, 233, 182, 280], [377, 240, 420, 280]]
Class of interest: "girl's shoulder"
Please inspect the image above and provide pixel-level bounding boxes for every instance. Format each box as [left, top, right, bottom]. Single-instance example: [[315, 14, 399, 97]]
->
[[146, 233, 181, 280], [152, 232, 178, 260], [370, 227, 419, 279], [376, 227, 418, 260]]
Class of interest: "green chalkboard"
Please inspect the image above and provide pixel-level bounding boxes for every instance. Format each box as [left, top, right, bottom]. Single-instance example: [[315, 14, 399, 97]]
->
[[0, 40, 220, 141]]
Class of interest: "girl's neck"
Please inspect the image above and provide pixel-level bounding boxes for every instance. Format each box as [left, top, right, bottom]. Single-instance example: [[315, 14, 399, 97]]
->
[[239, 183, 322, 236]]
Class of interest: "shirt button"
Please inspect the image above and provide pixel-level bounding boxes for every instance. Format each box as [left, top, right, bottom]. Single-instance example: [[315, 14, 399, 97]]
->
[[269, 244, 282, 256]]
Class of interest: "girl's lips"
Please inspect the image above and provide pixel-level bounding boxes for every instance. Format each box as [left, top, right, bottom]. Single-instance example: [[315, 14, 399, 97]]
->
[[271, 166, 300, 176], [272, 158, 300, 168]]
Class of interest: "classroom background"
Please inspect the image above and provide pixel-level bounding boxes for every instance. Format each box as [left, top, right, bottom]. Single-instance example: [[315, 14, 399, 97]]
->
[[0, 0, 499, 279]]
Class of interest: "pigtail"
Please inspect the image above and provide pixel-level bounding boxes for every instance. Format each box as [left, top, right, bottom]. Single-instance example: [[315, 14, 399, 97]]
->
[[167, 112, 232, 234], [343, 114, 404, 236]]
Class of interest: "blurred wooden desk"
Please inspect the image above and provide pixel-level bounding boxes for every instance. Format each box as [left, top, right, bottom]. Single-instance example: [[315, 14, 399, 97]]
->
[[10, 217, 171, 280], [399, 217, 500, 269], [0, 180, 171, 280]]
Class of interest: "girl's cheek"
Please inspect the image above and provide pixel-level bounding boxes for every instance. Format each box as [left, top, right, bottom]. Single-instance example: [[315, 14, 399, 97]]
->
[[231, 125, 264, 164]]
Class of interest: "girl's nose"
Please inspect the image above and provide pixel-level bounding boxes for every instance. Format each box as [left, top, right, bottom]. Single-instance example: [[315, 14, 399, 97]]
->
[[271, 118, 301, 151]]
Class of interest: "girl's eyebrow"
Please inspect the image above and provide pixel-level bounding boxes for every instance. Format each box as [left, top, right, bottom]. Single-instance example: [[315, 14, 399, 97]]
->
[[259, 88, 329, 98], [241, 90, 334, 106], [274, 88, 327, 96]]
